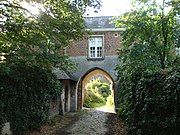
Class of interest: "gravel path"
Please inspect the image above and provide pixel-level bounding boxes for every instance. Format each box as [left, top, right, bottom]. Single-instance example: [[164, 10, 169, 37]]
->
[[54, 106, 127, 135], [67, 108, 108, 135], [26, 106, 126, 135]]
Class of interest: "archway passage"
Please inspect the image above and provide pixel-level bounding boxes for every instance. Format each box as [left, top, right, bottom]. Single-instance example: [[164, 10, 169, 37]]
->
[[76, 68, 115, 110]]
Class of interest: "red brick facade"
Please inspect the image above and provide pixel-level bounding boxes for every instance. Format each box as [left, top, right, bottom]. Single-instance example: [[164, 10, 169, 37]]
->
[[66, 29, 123, 109], [67, 31, 122, 57], [54, 17, 124, 111]]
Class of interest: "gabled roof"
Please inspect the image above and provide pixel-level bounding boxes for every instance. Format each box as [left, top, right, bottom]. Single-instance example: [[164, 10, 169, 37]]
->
[[55, 70, 70, 80], [85, 16, 116, 29]]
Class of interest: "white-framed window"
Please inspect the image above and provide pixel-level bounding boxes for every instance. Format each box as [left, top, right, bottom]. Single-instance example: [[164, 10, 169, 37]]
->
[[88, 36, 103, 59]]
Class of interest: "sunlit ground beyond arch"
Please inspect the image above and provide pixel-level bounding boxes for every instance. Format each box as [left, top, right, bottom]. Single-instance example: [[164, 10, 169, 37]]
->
[[96, 105, 115, 113]]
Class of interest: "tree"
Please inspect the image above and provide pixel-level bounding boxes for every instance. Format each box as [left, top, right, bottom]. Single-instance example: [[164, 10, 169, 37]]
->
[[115, 0, 180, 134], [0, 0, 102, 134], [0, 0, 101, 70], [0, 0, 82, 70], [116, 0, 180, 71]]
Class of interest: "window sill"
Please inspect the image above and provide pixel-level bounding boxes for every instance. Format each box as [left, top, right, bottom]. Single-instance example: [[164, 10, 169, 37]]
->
[[87, 57, 105, 61]]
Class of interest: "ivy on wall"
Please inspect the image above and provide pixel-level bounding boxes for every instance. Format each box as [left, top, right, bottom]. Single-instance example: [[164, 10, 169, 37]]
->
[[0, 63, 62, 135]]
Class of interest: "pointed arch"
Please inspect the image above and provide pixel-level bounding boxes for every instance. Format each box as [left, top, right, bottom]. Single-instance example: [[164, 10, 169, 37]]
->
[[76, 67, 115, 109]]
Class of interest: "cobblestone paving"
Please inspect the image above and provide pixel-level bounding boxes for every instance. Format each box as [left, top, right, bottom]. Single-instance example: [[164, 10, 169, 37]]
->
[[67, 108, 108, 135], [26, 106, 126, 135]]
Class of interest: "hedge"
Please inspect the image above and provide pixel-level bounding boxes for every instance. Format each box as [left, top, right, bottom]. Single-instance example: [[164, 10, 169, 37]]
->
[[117, 68, 180, 135], [0, 63, 62, 135]]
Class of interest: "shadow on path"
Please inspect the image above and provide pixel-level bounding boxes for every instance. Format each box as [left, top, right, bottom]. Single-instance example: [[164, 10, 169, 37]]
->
[[54, 106, 127, 135]]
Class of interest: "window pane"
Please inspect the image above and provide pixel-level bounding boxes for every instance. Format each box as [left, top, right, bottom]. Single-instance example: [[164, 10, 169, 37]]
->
[[90, 47, 95, 58], [89, 37, 102, 47], [97, 47, 102, 57], [89, 38, 95, 46], [96, 37, 102, 46]]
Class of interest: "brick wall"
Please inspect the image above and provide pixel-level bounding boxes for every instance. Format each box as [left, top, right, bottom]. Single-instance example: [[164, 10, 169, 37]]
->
[[67, 30, 122, 110], [67, 31, 122, 57]]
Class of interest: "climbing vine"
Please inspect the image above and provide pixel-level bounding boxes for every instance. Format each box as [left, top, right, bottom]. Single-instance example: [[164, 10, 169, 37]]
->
[[0, 63, 62, 135]]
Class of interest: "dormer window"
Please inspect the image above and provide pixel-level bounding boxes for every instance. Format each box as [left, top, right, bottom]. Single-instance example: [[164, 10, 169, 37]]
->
[[88, 36, 104, 59]]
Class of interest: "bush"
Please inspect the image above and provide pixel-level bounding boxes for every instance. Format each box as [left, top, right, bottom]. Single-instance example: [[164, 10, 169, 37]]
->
[[0, 63, 62, 135], [99, 83, 111, 99], [106, 95, 114, 107], [117, 68, 180, 135], [84, 87, 106, 108], [83, 79, 111, 108]]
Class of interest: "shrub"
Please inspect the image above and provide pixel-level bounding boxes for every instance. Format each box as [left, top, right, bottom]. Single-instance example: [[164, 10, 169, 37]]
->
[[83, 79, 111, 108], [99, 83, 111, 99], [0, 63, 62, 135], [84, 87, 105, 108], [117, 68, 180, 135], [106, 95, 114, 107]]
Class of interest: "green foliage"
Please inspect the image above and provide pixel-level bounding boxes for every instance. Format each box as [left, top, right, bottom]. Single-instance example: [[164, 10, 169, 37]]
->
[[0, 0, 86, 70], [88, 79, 111, 99], [84, 87, 105, 108], [0, 63, 62, 135], [0, 0, 101, 134], [117, 68, 180, 135], [99, 83, 111, 99], [116, 0, 180, 69], [106, 94, 114, 107], [116, 0, 180, 134], [70, 0, 102, 12], [84, 79, 111, 108]]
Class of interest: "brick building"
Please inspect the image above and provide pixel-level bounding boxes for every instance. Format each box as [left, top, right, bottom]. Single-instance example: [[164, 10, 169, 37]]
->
[[54, 16, 124, 115]]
